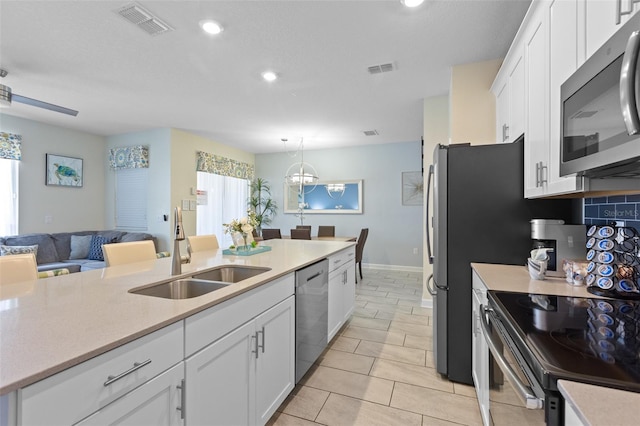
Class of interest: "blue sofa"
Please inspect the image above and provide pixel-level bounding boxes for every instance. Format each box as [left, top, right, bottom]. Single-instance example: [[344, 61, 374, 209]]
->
[[0, 230, 156, 273]]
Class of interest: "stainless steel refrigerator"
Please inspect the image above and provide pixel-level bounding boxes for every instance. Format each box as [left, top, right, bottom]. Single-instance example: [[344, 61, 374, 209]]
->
[[426, 139, 579, 385]]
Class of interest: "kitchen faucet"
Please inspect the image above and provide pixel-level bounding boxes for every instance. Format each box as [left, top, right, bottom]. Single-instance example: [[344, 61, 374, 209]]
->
[[171, 206, 189, 275]]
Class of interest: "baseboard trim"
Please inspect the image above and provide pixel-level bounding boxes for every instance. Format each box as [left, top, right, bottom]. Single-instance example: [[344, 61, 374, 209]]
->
[[363, 263, 423, 273]]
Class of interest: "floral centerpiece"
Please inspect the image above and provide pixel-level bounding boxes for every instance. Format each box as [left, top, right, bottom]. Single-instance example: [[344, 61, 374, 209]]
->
[[223, 211, 259, 250]]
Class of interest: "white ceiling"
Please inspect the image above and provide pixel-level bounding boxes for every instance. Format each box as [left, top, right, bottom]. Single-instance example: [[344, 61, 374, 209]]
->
[[0, 0, 531, 154]]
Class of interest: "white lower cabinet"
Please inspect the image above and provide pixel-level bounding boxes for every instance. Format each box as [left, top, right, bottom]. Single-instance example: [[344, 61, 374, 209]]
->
[[471, 271, 490, 426], [18, 321, 184, 426], [327, 247, 356, 341], [185, 296, 295, 426], [76, 363, 184, 426]]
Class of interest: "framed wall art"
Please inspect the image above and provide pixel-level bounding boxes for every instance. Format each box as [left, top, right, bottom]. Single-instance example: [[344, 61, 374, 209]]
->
[[402, 171, 424, 205], [46, 154, 83, 187]]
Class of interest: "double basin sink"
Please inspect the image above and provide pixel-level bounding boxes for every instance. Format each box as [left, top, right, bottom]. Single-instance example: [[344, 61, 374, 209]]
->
[[129, 265, 271, 300]]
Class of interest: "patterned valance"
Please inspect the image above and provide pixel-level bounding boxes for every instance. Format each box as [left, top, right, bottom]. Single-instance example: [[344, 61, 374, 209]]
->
[[109, 145, 149, 170], [196, 151, 254, 180], [0, 132, 22, 161]]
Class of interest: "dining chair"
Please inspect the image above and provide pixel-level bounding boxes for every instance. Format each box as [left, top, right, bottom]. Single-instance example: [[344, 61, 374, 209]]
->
[[317, 226, 335, 237], [0, 253, 38, 285], [355, 228, 369, 283], [296, 225, 312, 230], [261, 228, 282, 240], [187, 234, 219, 255], [103, 240, 157, 267], [290, 229, 312, 240]]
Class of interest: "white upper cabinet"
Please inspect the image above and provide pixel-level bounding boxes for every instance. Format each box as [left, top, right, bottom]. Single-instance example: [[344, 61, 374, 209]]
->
[[548, 0, 584, 195], [492, 47, 525, 144], [583, 0, 640, 60], [524, 5, 549, 198], [494, 0, 640, 198]]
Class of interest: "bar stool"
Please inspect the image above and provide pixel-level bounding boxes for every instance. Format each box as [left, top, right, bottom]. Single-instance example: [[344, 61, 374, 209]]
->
[[103, 240, 157, 267]]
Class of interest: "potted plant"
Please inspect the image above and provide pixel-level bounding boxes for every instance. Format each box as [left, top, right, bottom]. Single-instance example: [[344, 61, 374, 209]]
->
[[248, 178, 277, 237]]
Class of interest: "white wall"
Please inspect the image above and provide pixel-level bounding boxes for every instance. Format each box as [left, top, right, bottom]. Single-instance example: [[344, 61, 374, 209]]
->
[[105, 129, 172, 251], [0, 113, 106, 234], [255, 141, 423, 269]]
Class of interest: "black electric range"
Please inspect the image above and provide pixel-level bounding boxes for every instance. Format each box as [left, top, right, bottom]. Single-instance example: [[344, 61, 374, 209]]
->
[[488, 291, 640, 394]]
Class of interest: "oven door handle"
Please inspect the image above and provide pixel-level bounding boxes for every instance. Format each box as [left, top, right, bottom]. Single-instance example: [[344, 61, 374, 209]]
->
[[479, 305, 544, 410]]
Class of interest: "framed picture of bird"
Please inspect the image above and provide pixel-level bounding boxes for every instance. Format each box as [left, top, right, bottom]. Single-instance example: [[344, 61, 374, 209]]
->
[[46, 154, 83, 187]]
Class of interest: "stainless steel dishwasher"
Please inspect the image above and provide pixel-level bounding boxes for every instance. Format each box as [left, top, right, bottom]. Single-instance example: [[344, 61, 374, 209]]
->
[[295, 259, 328, 383]]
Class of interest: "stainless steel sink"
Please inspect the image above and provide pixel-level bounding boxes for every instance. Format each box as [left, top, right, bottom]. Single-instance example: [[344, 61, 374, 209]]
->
[[129, 279, 231, 299], [192, 266, 271, 283]]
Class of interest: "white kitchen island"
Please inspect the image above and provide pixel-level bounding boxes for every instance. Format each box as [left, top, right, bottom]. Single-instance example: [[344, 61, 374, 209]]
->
[[0, 239, 355, 425]]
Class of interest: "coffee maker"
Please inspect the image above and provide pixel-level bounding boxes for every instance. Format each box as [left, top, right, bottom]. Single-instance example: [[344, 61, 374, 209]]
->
[[531, 219, 587, 277]]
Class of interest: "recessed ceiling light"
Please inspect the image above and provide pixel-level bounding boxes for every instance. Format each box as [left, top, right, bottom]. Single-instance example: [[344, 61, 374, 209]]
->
[[401, 0, 424, 7], [262, 71, 278, 82], [200, 20, 223, 35]]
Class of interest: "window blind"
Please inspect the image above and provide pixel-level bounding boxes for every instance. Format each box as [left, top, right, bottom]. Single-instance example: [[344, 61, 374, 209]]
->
[[115, 168, 148, 230]]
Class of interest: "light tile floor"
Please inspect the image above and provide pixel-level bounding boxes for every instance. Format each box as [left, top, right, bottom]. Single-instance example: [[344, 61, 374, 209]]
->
[[267, 269, 488, 426]]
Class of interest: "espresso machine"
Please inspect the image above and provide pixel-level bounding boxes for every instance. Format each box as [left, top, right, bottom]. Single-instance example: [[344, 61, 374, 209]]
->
[[531, 219, 587, 277]]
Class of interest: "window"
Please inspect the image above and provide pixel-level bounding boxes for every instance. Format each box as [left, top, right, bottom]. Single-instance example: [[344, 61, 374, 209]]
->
[[115, 168, 148, 230], [196, 172, 249, 247], [0, 159, 19, 235]]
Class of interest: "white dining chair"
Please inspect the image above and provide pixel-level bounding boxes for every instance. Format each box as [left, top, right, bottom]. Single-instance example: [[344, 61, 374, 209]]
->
[[187, 234, 220, 255], [0, 253, 38, 285], [103, 240, 157, 267]]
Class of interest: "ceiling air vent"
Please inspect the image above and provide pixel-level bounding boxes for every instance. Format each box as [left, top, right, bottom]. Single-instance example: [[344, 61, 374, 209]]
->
[[363, 130, 379, 136], [367, 63, 395, 74], [115, 3, 174, 36]]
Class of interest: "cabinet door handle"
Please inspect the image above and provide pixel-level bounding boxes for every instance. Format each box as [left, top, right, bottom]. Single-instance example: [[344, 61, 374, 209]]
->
[[258, 326, 265, 353], [103, 359, 152, 386], [176, 379, 185, 420], [539, 162, 547, 185], [251, 332, 259, 359], [616, 0, 635, 24]]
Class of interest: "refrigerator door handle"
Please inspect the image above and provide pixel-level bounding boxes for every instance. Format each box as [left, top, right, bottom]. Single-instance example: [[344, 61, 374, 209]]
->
[[426, 274, 437, 296], [434, 275, 448, 291], [426, 164, 434, 264]]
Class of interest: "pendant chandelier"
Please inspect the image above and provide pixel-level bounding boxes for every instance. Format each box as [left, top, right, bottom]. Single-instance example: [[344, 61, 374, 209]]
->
[[284, 137, 319, 194]]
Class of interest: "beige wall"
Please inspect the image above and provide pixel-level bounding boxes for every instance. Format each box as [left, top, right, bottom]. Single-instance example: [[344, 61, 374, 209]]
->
[[449, 58, 501, 144], [169, 129, 255, 254]]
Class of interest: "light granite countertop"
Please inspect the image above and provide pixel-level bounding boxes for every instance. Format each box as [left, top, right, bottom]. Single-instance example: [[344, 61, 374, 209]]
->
[[558, 380, 640, 426], [471, 262, 602, 298], [471, 262, 639, 426], [0, 239, 354, 395]]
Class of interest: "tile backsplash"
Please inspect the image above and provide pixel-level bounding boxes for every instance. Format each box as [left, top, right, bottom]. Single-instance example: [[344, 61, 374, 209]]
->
[[584, 194, 640, 233]]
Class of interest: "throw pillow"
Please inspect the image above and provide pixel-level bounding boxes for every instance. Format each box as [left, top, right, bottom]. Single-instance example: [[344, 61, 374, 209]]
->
[[0, 244, 39, 257], [87, 236, 112, 261], [69, 235, 93, 259]]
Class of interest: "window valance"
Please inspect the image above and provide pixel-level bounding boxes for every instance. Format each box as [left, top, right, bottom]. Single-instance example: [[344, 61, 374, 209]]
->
[[196, 151, 254, 180], [109, 145, 149, 170], [0, 132, 22, 161]]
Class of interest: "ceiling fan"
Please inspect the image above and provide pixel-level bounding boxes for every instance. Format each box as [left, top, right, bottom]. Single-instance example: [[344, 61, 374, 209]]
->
[[0, 69, 78, 116]]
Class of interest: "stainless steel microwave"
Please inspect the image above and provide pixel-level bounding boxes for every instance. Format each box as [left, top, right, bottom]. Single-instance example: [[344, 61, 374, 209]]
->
[[560, 12, 640, 178]]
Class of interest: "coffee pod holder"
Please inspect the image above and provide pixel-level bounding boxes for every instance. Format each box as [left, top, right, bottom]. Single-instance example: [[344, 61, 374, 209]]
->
[[586, 224, 640, 300]]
